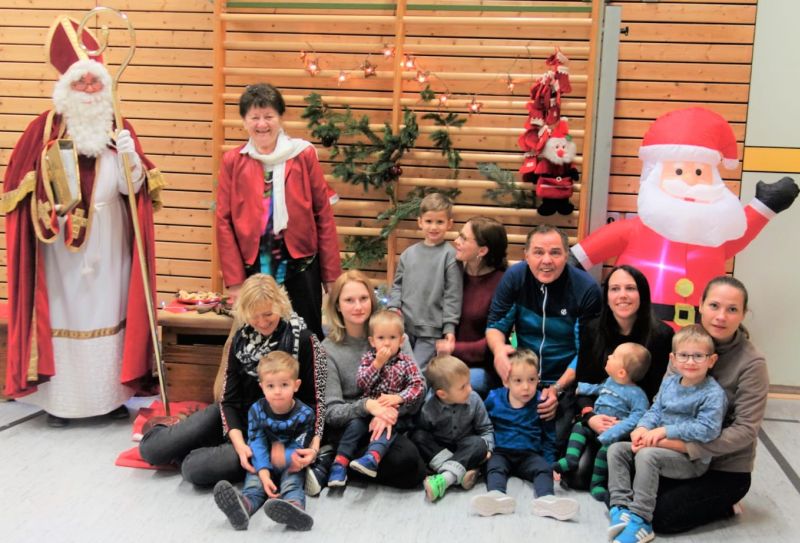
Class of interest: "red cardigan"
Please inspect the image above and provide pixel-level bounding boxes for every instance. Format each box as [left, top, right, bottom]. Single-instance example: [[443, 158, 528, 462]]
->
[[216, 144, 341, 287]]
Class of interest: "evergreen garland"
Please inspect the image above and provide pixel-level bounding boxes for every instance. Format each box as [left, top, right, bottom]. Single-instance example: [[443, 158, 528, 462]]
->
[[479, 162, 535, 208]]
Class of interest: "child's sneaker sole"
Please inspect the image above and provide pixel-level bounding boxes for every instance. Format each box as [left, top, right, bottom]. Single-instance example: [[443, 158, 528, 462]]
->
[[305, 468, 322, 497], [461, 469, 478, 490], [531, 496, 580, 521], [263, 499, 314, 531], [213, 481, 249, 531], [608, 522, 627, 542], [470, 493, 516, 516], [350, 459, 378, 478]]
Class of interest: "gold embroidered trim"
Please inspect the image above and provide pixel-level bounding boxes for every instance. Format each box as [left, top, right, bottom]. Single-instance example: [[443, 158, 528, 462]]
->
[[51, 320, 126, 339], [0, 171, 36, 213]]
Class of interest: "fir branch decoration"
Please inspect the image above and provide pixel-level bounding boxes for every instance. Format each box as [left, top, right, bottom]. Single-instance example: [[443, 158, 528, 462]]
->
[[479, 162, 535, 208], [422, 111, 466, 175], [341, 235, 386, 270]]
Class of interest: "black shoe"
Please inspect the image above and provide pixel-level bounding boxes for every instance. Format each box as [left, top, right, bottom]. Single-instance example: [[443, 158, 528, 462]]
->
[[213, 481, 250, 530], [107, 405, 129, 420], [46, 414, 70, 428], [264, 499, 313, 531]]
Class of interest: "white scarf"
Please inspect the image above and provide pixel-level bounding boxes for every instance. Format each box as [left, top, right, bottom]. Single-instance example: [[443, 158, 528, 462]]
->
[[244, 131, 311, 234]]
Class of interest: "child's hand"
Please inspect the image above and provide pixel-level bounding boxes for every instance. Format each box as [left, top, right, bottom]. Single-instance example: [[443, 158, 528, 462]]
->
[[377, 394, 403, 408], [435, 334, 455, 355], [373, 346, 393, 368], [270, 441, 286, 469], [259, 470, 280, 499], [642, 427, 667, 447]]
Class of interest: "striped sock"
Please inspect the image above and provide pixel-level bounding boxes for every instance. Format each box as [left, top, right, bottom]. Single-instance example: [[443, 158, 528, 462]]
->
[[554, 422, 589, 473], [335, 454, 349, 466], [590, 445, 610, 504]]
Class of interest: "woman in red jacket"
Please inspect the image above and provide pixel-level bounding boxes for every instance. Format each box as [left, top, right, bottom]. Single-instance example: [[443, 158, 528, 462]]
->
[[216, 83, 341, 338]]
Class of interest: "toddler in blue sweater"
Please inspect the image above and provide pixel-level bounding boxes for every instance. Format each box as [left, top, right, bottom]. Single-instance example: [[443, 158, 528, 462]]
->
[[553, 342, 651, 504], [607, 324, 727, 543], [470, 349, 579, 521]]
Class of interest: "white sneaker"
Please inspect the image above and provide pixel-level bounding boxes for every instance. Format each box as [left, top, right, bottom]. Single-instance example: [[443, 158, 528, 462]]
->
[[532, 495, 580, 521], [470, 491, 517, 516]]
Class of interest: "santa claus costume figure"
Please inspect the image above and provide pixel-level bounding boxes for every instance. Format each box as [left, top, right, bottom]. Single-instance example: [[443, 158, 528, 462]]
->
[[1, 16, 164, 426], [572, 107, 797, 328], [520, 119, 578, 216]]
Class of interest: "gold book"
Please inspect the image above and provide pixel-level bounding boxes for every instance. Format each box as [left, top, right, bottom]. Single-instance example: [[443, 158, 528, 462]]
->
[[45, 139, 82, 216]]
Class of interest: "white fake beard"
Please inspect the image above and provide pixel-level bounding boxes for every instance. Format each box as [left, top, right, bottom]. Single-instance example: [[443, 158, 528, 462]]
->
[[53, 82, 114, 157], [637, 162, 747, 247]]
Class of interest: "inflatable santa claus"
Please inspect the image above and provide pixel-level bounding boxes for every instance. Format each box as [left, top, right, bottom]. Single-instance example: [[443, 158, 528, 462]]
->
[[571, 107, 798, 327]]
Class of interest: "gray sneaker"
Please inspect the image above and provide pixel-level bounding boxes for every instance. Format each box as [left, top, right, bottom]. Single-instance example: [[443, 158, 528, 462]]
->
[[470, 490, 517, 516], [263, 499, 314, 531], [213, 480, 250, 530]]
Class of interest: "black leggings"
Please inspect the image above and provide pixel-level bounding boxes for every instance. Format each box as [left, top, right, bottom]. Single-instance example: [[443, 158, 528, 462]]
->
[[651, 470, 751, 534]]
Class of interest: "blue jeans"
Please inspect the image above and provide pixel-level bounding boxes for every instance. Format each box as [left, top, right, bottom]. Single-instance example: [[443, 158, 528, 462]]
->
[[470, 368, 500, 399], [242, 468, 306, 511], [487, 448, 554, 497], [336, 416, 395, 460]]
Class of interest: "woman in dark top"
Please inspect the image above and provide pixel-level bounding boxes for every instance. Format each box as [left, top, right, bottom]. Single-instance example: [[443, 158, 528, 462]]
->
[[139, 274, 326, 487], [566, 265, 673, 488], [449, 216, 508, 397]]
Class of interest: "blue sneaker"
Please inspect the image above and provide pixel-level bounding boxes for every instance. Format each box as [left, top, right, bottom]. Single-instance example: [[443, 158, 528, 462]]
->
[[608, 506, 631, 541], [350, 453, 380, 478], [327, 462, 348, 487], [612, 512, 654, 543]]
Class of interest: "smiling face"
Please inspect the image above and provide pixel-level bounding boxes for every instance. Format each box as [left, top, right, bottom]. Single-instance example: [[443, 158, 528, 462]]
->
[[243, 105, 282, 154], [525, 231, 568, 284], [259, 369, 301, 414], [249, 301, 281, 337], [700, 284, 746, 342], [454, 221, 488, 265], [607, 268, 641, 328], [418, 210, 452, 246], [670, 339, 718, 387], [337, 280, 373, 329]]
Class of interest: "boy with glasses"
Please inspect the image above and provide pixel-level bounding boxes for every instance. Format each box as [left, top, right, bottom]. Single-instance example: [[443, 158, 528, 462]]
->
[[606, 324, 727, 543]]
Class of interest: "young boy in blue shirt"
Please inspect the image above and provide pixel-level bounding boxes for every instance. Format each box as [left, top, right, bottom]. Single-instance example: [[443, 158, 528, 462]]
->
[[471, 349, 579, 521], [213, 351, 315, 531], [553, 342, 651, 503], [410, 355, 494, 502], [607, 324, 728, 543]]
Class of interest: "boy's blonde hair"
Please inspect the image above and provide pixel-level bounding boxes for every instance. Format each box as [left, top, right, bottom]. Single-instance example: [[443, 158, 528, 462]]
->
[[419, 192, 453, 218], [368, 309, 405, 337], [257, 351, 300, 381], [617, 342, 651, 382], [426, 355, 470, 391], [234, 273, 292, 324], [323, 270, 379, 344], [509, 349, 539, 373], [672, 323, 715, 354]]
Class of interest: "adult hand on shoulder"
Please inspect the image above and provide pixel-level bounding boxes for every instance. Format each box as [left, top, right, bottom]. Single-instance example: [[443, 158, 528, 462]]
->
[[537, 387, 559, 420], [493, 344, 516, 385], [588, 414, 618, 434]]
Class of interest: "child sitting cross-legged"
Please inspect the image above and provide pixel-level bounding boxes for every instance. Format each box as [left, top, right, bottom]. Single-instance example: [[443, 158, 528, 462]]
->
[[410, 355, 494, 502], [553, 342, 651, 504], [471, 349, 579, 521], [328, 310, 425, 486], [213, 351, 315, 531], [607, 324, 728, 543]]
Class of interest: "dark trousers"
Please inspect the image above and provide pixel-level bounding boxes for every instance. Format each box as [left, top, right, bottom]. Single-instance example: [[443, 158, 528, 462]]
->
[[651, 470, 751, 534], [487, 448, 554, 497], [322, 425, 426, 489], [410, 429, 488, 472], [336, 416, 396, 460], [138, 404, 243, 486]]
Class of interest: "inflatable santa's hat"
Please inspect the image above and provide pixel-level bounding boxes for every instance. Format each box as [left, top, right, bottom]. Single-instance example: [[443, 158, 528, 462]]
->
[[638, 107, 739, 170], [45, 15, 103, 75]]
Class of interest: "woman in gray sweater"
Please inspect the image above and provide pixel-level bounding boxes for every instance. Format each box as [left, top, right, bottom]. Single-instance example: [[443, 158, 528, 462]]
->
[[314, 270, 426, 489], [649, 276, 768, 533]]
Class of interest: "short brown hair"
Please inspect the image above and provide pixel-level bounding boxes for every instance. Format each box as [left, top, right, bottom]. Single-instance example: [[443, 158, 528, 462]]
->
[[419, 192, 453, 217], [672, 323, 715, 354], [257, 351, 299, 380], [234, 273, 292, 324], [368, 310, 405, 337], [509, 349, 539, 373], [426, 355, 470, 391], [239, 83, 286, 117], [525, 224, 569, 252], [617, 342, 651, 382]]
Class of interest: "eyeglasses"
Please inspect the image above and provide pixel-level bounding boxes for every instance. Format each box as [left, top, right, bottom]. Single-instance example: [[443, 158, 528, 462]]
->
[[70, 77, 104, 92], [673, 352, 712, 363]]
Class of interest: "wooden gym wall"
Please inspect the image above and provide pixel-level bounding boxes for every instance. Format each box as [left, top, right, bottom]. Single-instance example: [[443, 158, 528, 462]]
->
[[0, 0, 758, 302]]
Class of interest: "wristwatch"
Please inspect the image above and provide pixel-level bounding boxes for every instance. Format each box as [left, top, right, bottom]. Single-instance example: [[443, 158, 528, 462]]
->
[[552, 382, 564, 397]]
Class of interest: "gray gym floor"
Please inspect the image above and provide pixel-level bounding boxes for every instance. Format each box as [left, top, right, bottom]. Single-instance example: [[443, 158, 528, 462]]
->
[[1, 396, 798, 543]]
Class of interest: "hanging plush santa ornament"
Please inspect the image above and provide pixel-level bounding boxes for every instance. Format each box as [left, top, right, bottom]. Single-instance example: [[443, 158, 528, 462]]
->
[[522, 119, 578, 216]]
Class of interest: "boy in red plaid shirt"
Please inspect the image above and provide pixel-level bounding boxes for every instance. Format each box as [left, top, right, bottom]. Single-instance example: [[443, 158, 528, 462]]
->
[[327, 310, 425, 487]]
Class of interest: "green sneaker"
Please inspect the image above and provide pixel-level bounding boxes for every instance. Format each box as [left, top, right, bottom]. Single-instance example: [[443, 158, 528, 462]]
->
[[424, 474, 448, 502]]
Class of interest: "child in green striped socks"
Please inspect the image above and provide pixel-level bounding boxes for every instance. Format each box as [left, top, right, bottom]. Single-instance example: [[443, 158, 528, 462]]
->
[[552, 342, 650, 504]]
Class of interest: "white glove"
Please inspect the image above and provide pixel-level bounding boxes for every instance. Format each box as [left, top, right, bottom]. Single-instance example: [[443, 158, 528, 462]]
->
[[115, 128, 143, 184]]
